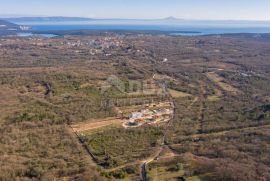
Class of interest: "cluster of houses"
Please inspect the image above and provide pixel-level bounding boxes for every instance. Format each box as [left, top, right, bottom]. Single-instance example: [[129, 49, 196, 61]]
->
[[123, 107, 173, 128], [61, 37, 123, 49]]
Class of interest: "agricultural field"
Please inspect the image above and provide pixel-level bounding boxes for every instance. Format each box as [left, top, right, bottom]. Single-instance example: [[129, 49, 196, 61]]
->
[[0, 33, 270, 180]]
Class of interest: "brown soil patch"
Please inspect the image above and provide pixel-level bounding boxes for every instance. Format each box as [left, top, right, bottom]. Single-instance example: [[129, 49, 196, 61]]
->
[[71, 117, 124, 132]]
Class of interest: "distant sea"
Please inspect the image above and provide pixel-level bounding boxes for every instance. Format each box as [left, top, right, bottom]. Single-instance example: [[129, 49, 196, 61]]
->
[[14, 20, 270, 36]]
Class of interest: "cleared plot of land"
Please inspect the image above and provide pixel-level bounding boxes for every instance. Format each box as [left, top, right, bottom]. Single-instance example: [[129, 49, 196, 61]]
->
[[207, 95, 220, 102], [148, 166, 185, 180], [148, 155, 213, 181], [71, 117, 124, 132], [153, 74, 180, 84], [168, 89, 192, 98], [206, 72, 240, 95]]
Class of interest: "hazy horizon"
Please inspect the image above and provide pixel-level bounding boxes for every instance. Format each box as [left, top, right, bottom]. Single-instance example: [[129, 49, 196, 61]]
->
[[1, 0, 270, 21], [2, 15, 270, 22]]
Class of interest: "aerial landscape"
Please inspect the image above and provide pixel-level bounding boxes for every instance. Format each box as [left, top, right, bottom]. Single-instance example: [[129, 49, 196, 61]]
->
[[0, 0, 270, 181]]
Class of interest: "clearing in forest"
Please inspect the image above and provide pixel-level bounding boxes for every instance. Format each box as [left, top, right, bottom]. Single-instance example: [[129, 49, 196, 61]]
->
[[71, 117, 123, 133], [168, 89, 192, 98], [206, 72, 240, 95]]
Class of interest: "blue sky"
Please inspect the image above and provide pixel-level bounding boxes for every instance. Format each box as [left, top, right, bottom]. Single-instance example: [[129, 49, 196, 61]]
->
[[0, 0, 270, 20]]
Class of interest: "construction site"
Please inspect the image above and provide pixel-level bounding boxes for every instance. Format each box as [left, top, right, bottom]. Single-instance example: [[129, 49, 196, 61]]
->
[[123, 102, 174, 128], [71, 101, 174, 132]]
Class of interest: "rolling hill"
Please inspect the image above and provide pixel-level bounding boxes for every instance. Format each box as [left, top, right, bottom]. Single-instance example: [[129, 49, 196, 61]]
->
[[0, 19, 20, 30], [0, 19, 30, 36]]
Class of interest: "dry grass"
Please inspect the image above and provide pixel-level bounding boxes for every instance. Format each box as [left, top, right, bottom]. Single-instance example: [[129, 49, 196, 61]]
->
[[148, 166, 185, 181], [153, 74, 181, 85], [206, 72, 240, 95], [71, 117, 124, 133], [0, 86, 24, 121], [207, 61, 238, 70], [80, 81, 104, 89], [207, 95, 220, 102], [168, 89, 192, 98]]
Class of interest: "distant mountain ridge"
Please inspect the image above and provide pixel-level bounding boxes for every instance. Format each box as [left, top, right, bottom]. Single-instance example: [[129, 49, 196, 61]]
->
[[5, 16, 270, 22], [4, 16, 93, 22], [4, 16, 270, 22], [3, 16, 270, 28], [163, 16, 179, 20]]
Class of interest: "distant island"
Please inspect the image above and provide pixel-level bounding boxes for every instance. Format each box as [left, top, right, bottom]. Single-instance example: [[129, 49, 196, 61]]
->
[[0, 19, 20, 30], [3, 16, 93, 23], [0, 19, 30, 35]]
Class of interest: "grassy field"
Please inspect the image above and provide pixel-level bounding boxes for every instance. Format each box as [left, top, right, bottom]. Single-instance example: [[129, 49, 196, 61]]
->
[[148, 166, 185, 180], [168, 89, 192, 98], [206, 72, 240, 95]]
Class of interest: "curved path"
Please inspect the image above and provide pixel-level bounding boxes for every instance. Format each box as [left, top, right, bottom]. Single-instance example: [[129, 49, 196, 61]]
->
[[140, 146, 163, 181]]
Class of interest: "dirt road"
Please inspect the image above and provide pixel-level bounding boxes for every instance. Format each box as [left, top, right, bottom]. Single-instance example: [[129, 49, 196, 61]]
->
[[140, 146, 163, 181]]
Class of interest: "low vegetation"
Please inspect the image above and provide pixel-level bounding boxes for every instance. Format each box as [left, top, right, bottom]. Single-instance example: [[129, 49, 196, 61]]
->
[[0, 33, 270, 180], [86, 127, 163, 168]]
